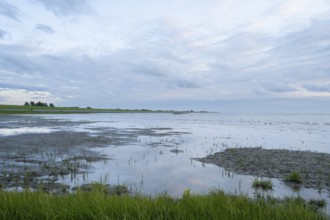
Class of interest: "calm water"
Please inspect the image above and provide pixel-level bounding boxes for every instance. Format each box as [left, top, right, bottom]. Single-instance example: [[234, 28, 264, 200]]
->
[[1, 113, 330, 211]]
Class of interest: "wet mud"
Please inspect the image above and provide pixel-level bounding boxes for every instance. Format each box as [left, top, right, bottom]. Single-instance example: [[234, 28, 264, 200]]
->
[[0, 115, 188, 193], [196, 147, 330, 191]]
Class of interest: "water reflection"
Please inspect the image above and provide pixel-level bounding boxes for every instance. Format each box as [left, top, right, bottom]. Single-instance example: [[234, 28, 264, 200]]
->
[[0, 127, 55, 136]]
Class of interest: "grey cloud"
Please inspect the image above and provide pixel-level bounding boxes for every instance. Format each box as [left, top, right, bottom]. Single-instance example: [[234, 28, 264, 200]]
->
[[261, 19, 330, 79], [0, 1, 21, 21], [36, 24, 54, 34], [291, 20, 330, 48], [0, 28, 9, 39], [0, 44, 53, 97], [175, 80, 200, 89], [0, 82, 46, 91], [184, 18, 330, 100], [205, 32, 278, 84], [0, 44, 196, 104], [250, 81, 297, 96], [35, 0, 93, 17], [303, 84, 330, 93], [130, 64, 165, 77], [213, 18, 330, 73], [128, 59, 201, 89], [0, 45, 42, 74], [212, 33, 274, 65], [261, 82, 296, 93], [211, 19, 330, 97], [1, 12, 329, 109]]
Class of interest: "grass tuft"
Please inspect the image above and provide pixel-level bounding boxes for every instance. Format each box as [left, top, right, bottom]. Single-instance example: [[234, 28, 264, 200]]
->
[[308, 199, 327, 211], [252, 179, 273, 191], [285, 171, 303, 183]]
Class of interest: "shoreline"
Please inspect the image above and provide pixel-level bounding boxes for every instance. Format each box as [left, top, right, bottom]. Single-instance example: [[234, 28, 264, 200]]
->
[[0, 104, 210, 115]]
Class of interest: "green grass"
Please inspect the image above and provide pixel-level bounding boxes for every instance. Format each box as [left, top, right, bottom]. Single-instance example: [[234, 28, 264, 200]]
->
[[0, 104, 88, 114], [285, 171, 303, 184], [252, 179, 273, 190], [0, 189, 326, 220], [308, 198, 327, 211]]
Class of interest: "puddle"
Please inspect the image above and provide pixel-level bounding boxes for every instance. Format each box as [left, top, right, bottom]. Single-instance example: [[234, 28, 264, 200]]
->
[[0, 127, 55, 136]]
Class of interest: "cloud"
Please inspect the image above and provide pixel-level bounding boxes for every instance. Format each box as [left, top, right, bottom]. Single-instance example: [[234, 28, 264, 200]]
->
[[261, 82, 297, 93], [0, 28, 9, 39], [0, 88, 57, 104], [0, 44, 114, 103], [0, 1, 21, 21], [247, 0, 330, 33], [35, 24, 54, 34], [0, 44, 42, 74], [1, 1, 329, 111], [35, 0, 93, 17], [260, 19, 330, 83], [205, 18, 330, 99], [0, 38, 203, 106], [0, 22, 325, 105], [303, 84, 330, 93]]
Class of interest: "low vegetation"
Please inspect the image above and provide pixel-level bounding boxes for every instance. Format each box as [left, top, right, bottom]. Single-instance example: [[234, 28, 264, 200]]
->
[[285, 171, 303, 184], [252, 179, 273, 190], [308, 199, 327, 211], [0, 104, 196, 115], [0, 188, 326, 220]]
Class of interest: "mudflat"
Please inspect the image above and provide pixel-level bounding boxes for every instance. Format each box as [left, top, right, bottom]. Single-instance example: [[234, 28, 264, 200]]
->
[[0, 115, 187, 193], [196, 147, 330, 191]]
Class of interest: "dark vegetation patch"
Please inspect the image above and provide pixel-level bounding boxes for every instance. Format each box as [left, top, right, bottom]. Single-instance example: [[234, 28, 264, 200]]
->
[[195, 147, 330, 191], [252, 179, 273, 191], [72, 183, 129, 195]]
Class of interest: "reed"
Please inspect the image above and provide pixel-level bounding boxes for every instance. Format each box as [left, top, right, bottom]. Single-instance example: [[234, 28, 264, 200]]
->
[[252, 178, 273, 190], [286, 171, 303, 184]]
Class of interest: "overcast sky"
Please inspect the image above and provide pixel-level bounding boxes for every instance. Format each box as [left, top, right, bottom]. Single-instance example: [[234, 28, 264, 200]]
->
[[0, 0, 330, 112]]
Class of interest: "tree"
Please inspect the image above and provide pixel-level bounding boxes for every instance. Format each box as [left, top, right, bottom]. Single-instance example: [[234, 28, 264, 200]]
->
[[26, 101, 53, 107]]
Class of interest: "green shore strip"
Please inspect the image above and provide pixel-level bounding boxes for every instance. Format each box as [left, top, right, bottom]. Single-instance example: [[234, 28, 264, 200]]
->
[[0, 189, 326, 220], [0, 104, 196, 115]]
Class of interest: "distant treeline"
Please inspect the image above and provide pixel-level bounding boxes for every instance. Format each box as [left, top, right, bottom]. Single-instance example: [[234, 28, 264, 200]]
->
[[24, 101, 55, 107]]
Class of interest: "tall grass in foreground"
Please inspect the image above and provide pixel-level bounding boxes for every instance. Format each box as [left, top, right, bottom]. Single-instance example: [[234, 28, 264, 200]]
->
[[0, 189, 326, 220]]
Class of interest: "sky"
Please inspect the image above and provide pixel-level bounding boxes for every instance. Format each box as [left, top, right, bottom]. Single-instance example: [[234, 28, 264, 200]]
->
[[0, 0, 330, 113]]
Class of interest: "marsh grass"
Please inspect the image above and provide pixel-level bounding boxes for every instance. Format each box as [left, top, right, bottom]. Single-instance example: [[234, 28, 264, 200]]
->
[[286, 171, 303, 184], [0, 188, 326, 220], [308, 199, 327, 211], [252, 179, 273, 190]]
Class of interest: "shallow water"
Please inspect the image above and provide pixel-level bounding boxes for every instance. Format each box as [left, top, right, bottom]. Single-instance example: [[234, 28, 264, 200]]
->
[[1, 113, 330, 213]]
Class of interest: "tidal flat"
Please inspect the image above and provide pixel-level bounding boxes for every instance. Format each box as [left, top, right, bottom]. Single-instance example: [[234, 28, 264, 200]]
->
[[0, 115, 188, 193], [1, 113, 330, 215], [196, 147, 330, 191]]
